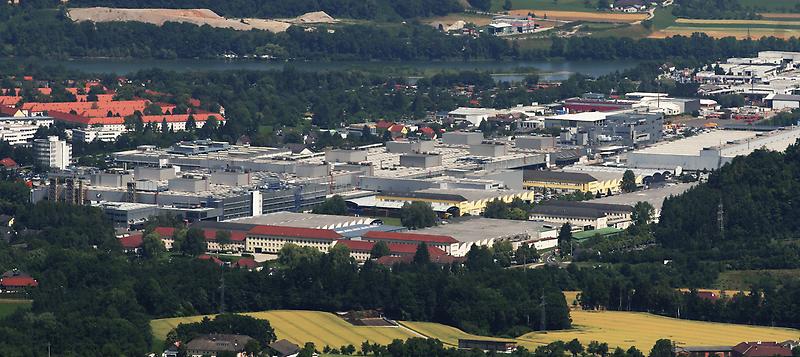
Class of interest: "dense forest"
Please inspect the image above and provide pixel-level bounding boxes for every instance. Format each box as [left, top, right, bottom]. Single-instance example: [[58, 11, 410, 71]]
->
[[656, 144, 800, 267]]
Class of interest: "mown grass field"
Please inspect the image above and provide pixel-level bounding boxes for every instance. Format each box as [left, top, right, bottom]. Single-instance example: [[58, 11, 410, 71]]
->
[[151, 310, 419, 348], [0, 299, 32, 319], [518, 310, 800, 350]]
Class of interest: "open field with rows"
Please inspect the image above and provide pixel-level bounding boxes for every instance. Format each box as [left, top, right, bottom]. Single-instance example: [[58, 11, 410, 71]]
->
[[518, 310, 800, 350], [151, 310, 420, 348], [507, 9, 647, 23], [651, 9, 800, 39], [152, 306, 800, 351]]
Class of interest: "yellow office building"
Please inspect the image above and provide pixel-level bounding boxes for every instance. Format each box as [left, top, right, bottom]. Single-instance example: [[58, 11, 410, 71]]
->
[[523, 170, 642, 195], [376, 188, 535, 217]]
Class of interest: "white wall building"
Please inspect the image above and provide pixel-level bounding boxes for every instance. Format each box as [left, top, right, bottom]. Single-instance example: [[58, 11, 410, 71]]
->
[[34, 136, 71, 170], [0, 124, 37, 145], [73, 126, 126, 143]]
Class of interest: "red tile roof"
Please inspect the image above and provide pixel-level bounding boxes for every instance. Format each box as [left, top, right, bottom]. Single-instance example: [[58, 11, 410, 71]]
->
[[202, 229, 246, 242], [0, 105, 21, 116], [376, 120, 394, 129], [154, 227, 176, 238], [118, 234, 143, 249], [198, 254, 224, 266], [363, 231, 457, 244], [375, 253, 463, 266], [0, 96, 21, 106], [387, 243, 446, 256], [732, 342, 792, 357], [335, 240, 447, 256], [235, 257, 258, 269], [0, 158, 18, 168], [419, 127, 435, 136], [335, 240, 375, 252], [21, 100, 149, 115], [248, 225, 342, 240], [1, 275, 38, 288], [388, 124, 406, 133]]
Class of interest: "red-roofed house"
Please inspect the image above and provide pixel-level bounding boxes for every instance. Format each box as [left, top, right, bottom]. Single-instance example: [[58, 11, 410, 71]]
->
[[732, 342, 792, 357], [118, 234, 144, 254], [362, 231, 457, 254], [1, 270, 38, 292], [235, 257, 259, 270], [246, 225, 342, 255], [153, 227, 178, 249], [419, 126, 436, 139], [203, 229, 247, 253], [375, 120, 394, 130], [334, 239, 448, 262], [387, 124, 408, 138], [0, 105, 24, 117], [0, 96, 21, 106], [0, 158, 18, 169], [198, 254, 224, 266]]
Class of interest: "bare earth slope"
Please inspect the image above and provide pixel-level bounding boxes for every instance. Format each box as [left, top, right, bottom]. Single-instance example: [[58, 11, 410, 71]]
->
[[68, 7, 335, 33]]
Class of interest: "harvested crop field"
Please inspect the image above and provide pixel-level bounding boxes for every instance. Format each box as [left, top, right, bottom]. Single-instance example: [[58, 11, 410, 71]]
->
[[675, 18, 800, 26], [152, 308, 799, 352], [151, 310, 419, 348], [650, 27, 800, 39], [761, 13, 800, 20], [518, 310, 800, 350], [68, 7, 335, 32], [508, 9, 647, 23], [399, 321, 513, 347]]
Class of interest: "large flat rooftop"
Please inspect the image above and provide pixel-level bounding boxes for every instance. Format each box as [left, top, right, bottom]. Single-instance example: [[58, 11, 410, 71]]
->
[[588, 183, 697, 211], [417, 216, 557, 243], [632, 130, 758, 156], [229, 211, 378, 230]]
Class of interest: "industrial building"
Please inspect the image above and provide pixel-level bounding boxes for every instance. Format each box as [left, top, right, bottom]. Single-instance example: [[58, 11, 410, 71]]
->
[[529, 201, 633, 231], [417, 216, 558, 256], [588, 182, 697, 221], [515, 136, 555, 150], [626, 128, 800, 171], [373, 187, 536, 217], [765, 93, 800, 110], [523, 170, 641, 195]]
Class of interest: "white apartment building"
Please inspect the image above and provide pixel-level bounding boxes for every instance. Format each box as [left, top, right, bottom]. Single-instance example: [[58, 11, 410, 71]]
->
[[34, 136, 71, 170], [73, 126, 126, 143], [0, 124, 37, 145]]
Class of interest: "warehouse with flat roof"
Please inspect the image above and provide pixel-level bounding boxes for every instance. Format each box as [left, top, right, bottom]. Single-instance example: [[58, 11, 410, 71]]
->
[[626, 128, 800, 171], [417, 216, 558, 256]]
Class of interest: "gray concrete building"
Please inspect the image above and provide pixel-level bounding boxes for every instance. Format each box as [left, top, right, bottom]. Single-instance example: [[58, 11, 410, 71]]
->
[[385, 140, 434, 154], [469, 143, 509, 157], [325, 149, 367, 163], [515, 136, 556, 150], [399, 153, 442, 168], [442, 132, 484, 145]]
